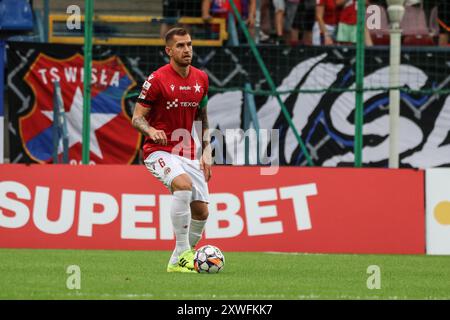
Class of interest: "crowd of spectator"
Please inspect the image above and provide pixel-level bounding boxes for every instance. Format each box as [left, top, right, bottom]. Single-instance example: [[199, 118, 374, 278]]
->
[[161, 0, 449, 46]]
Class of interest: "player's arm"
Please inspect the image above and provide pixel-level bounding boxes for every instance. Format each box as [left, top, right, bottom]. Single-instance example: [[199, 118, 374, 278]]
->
[[197, 96, 212, 182], [335, 0, 349, 6], [132, 103, 167, 145]]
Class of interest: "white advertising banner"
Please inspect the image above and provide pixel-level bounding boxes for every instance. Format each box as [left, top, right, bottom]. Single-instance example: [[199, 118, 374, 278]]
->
[[426, 169, 450, 255]]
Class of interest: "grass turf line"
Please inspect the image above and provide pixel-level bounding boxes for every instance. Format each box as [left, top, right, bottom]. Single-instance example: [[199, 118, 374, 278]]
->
[[0, 248, 449, 299]]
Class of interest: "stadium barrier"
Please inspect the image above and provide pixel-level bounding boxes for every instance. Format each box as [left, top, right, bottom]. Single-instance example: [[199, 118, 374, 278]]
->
[[48, 15, 228, 46], [0, 164, 424, 254]]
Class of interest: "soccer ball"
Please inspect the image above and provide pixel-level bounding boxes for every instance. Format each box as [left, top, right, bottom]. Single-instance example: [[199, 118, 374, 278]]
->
[[194, 245, 225, 274]]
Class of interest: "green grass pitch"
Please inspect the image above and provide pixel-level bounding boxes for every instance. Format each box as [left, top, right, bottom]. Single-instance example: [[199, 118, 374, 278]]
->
[[0, 248, 449, 300]]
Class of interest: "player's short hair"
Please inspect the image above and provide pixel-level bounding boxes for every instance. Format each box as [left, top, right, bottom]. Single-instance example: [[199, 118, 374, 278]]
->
[[165, 27, 190, 44]]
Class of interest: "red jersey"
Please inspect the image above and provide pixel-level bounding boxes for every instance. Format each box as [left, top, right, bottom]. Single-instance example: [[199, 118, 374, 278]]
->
[[209, 0, 242, 32], [210, 0, 242, 16], [137, 64, 209, 160], [317, 0, 340, 26], [338, 0, 357, 25]]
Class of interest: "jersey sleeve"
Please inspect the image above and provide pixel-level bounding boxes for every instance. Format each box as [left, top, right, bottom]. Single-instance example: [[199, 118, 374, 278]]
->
[[198, 71, 209, 110], [199, 95, 208, 110], [136, 72, 161, 108], [202, 70, 209, 99]]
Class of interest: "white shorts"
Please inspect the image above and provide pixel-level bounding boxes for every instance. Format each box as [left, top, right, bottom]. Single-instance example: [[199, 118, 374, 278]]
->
[[312, 23, 337, 45], [273, 0, 285, 11], [144, 151, 209, 203]]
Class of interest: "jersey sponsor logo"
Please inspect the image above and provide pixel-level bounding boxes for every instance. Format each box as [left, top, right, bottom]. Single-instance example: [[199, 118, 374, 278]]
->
[[20, 53, 139, 164], [180, 102, 199, 107], [165, 99, 199, 110], [166, 99, 179, 109], [179, 86, 191, 91]]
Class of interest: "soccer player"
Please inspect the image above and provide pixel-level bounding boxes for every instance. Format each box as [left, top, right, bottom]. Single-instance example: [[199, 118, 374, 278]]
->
[[132, 28, 211, 273]]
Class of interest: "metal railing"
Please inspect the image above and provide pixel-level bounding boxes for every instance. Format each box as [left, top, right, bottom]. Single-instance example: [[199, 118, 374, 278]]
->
[[48, 14, 228, 46], [52, 81, 69, 163]]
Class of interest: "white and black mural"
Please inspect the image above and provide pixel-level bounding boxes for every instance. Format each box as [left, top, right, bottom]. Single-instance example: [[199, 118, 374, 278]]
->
[[7, 42, 450, 167]]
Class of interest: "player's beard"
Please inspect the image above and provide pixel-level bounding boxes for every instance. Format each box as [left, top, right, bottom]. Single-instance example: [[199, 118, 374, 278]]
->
[[175, 55, 192, 67]]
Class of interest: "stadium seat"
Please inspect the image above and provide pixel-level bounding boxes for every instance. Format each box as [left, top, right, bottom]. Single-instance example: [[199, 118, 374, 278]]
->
[[400, 4, 429, 35], [368, 5, 390, 46], [371, 33, 390, 46], [0, 0, 33, 30], [403, 35, 435, 46], [400, 4, 435, 46]]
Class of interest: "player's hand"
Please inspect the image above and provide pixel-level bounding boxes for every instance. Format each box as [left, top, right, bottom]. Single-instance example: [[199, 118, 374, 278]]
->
[[200, 152, 212, 182], [148, 128, 167, 146], [324, 35, 334, 46], [202, 14, 213, 22], [246, 16, 255, 28]]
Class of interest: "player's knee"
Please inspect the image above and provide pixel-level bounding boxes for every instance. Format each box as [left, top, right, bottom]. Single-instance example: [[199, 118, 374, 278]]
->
[[173, 183, 192, 191], [171, 175, 193, 191], [192, 210, 208, 221], [191, 201, 209, 220], [197, 210, 209, 220]]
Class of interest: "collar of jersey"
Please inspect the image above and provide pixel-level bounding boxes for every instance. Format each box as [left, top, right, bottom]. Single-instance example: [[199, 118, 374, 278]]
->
[[169, 63, 192, 80]]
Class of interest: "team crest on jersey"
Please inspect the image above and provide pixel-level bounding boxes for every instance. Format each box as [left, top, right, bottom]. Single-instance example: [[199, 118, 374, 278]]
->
[[193, 81, 202, 93], [20, 53, 140, 164]]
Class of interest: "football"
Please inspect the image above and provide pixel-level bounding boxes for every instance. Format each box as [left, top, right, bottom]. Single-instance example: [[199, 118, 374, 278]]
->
[[194, 245, 225, 274]]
